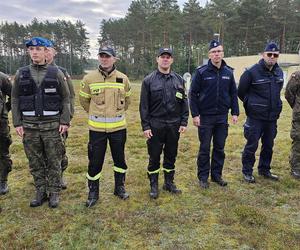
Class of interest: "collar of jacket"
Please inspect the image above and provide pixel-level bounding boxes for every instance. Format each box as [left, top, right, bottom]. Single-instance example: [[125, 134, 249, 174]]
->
[[259, 58, 279, 72], [156, 69, 175, 79], [30, 63, 47, 70], [98, 64, 116, 78], [207, 59, 228, 72]]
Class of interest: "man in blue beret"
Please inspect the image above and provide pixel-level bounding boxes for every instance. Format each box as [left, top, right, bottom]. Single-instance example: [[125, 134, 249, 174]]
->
[[238, 42, 283, 183], [11, 37, 71, 208], [45, 39, 75, 189], [189, 40, 239, 189]]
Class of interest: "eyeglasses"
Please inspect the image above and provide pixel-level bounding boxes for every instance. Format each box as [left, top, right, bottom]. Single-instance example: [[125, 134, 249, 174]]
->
[[266, 53, 279, 58], [209, 50, 223, 54]]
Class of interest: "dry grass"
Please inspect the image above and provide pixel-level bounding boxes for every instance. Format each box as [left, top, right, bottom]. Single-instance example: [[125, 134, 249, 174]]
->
[[0, 81, 299, 249]]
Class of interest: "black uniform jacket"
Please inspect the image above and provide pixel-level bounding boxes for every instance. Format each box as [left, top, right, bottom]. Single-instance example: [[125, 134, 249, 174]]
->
[[139, 69, 189, 131]]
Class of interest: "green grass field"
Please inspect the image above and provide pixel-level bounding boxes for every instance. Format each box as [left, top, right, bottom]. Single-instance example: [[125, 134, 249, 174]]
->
[[0, 80, 299, 249]]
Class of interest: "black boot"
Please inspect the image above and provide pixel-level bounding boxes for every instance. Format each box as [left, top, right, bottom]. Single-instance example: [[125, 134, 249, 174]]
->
[[0, 181, 9, 195], [163, 171, 182, 194], [148, 173, 159, 199], [114, 172, 129, 200], [49, 192, 59, 208], [86, 179, 99, 208], [30, 190, 48, 207]]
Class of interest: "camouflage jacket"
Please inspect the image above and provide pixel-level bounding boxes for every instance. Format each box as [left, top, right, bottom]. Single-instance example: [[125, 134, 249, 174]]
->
[[0, 72, 12, 120], [285, 71, 300, 121]]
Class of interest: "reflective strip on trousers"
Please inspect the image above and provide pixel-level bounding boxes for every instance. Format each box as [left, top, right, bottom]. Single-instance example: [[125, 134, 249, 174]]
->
[[113, 166, 127, 173], [148, 169, 160, 175], [86, 172, 101, 180], [162, 168, 175, 173]]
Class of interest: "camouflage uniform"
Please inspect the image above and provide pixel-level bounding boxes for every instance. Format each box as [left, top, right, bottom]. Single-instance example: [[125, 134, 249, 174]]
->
[[0, 72, 12, 194], [285, 71, 300, 177], [11, 64, 71, 195], [49, 62, 75, 177]]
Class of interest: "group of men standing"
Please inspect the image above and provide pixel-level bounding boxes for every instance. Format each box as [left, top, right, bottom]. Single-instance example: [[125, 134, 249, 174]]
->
[[1, 37, 300, 209]]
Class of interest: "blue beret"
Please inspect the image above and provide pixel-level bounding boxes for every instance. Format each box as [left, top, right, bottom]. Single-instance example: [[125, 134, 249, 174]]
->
[[209, 40, 221, 51], [158, 47, 173, 57], [46, 39, 55, 48], [264, 42, 279, 52], [25, 37, 50, 47], [98, 46, 116, 57]]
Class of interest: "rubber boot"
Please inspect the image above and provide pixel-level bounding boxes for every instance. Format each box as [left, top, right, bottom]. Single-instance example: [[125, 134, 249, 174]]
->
[[114, 172, 129, 200], [86, 179, 99, 207], [163, 171, 182, 194], [148, 173, 159, 199], [30, 190, 48, 207], [0, 181, 9, 195], [49, 192, 59, 208]]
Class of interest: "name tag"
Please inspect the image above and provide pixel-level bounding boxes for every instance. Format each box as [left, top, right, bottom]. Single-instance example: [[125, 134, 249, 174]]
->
[[204, 77, 214, 80], [44, 88, 56, 93], [222, 76, 230, 80], [176, 92, 183, 99]]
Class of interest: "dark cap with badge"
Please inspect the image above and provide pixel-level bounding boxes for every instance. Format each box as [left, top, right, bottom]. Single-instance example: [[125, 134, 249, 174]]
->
[[158, 47, 173, 57], [264, 42, 279, 52], [25, 37, 51, 47], [209, 40, 221, 51], [98, 46, 116, 57]]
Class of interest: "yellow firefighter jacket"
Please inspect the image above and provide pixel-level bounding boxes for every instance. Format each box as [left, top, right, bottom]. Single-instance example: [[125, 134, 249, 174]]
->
[[79, 66, 131, 132]]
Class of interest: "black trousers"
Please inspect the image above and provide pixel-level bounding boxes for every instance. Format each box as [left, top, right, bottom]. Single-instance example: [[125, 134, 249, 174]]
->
[[87, 129, 127, 178], [147, 124, 180, 174]]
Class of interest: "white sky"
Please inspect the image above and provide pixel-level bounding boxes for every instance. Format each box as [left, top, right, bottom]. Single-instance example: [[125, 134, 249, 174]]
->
[[0, 0, 207, 58]]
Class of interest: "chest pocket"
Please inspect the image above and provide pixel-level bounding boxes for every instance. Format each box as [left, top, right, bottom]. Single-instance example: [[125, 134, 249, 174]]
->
[[150, 84, 164, 103], [91, 88, 105, 105], [116, 88, 125, 110], [19, 79, 34, 96]]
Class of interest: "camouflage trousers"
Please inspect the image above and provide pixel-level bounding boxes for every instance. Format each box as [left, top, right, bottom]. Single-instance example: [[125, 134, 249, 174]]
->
[[61, 131, 68, 172], [0, 119, 12, 181], [23, 128, 64, 193], [290, 120, 300, 172]]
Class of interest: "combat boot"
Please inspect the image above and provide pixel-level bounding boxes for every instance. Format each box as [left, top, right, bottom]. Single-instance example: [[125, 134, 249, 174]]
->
[[86, 179, 99, 207], [30, 190, 48, 207], [163, 171, 182, 194], [0, 181, 9, 195], [49, 192, 59, 208], [148, 173, 159, 199], [114, 172, 129, 200]]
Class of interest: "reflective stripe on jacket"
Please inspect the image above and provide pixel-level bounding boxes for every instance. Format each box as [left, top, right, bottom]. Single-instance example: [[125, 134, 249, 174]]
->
[[79, 67, 131, 132]]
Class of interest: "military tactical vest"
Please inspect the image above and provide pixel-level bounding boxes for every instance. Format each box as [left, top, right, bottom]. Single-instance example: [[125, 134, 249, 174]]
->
[[18, 65, 61, 117]]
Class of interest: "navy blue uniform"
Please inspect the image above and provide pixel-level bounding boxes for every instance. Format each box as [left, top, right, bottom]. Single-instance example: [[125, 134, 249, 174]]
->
[[189, 59, 239, 181], [238, 59, 283, 175]]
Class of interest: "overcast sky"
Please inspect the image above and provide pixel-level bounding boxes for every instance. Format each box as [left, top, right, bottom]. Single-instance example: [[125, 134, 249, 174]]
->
[[0, 0, 207, 58]]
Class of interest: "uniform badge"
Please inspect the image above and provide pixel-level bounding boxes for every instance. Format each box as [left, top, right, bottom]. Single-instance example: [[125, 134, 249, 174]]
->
[[176, 92, 183, 99], [80, 81, 85, 88]]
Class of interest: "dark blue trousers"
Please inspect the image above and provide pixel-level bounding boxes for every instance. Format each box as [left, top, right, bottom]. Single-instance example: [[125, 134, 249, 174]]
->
[[242, 117, 277, 175], [197, 115, 228, 181]]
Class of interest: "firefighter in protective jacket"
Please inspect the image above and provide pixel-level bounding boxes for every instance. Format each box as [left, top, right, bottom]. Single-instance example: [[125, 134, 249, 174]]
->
[[79, 46, 131, 207]]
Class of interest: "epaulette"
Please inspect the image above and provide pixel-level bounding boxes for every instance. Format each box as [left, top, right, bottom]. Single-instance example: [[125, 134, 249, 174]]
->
[[197, 64, 208, 74]]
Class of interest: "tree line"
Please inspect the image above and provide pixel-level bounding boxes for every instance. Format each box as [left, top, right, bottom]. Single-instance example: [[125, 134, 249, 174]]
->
[[0, 18, 90, 75], [99, 0, 300, 78]]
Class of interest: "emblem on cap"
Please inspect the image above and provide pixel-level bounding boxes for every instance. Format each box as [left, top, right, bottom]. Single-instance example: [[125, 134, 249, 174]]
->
[[32, 39, 37, 45]]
